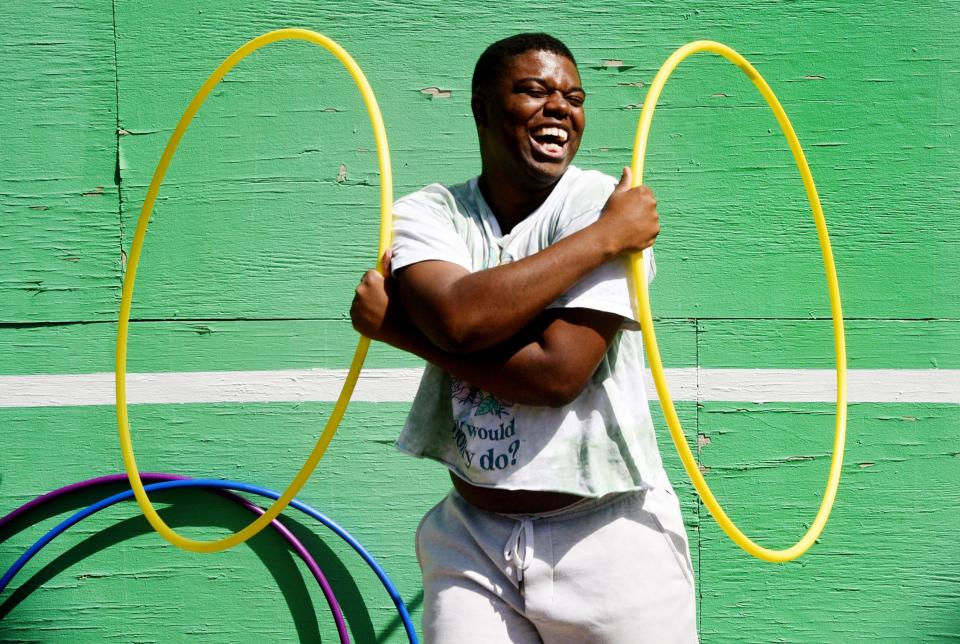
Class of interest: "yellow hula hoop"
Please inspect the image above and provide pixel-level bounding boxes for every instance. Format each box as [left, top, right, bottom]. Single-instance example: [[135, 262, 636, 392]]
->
[[630, 41, 847, 562], [115, 29, 392, 553]]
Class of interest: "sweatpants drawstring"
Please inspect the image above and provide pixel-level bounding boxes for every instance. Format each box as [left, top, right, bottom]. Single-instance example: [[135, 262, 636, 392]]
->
[[504, 517, 534, 593]]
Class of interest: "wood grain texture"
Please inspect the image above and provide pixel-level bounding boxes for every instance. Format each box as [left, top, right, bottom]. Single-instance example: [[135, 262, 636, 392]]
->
[[0, 318, 695, 375], [698, 319, 960, 368], [1, 0, 957, 641], [0, 1, 120, 323], [697, 402, 960, 641]]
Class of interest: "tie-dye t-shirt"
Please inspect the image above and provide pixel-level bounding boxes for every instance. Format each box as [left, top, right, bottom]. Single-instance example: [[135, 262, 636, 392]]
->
[[390, 165, 664, 497]]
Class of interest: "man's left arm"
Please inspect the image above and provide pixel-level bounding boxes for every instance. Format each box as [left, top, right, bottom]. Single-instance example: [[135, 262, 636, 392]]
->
[[351, 266, 621, 406]]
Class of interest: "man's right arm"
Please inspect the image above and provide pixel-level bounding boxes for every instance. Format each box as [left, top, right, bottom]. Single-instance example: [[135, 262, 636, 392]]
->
[[351, 268, 623, 406], [396, 167, 658, 354]]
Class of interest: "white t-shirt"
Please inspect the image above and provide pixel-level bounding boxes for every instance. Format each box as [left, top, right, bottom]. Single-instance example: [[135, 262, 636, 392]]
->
[[390, 165, 664, 497]]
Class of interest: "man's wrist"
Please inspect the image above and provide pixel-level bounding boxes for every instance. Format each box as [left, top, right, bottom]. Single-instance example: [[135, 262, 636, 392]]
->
[[584, 216, 623, 263]]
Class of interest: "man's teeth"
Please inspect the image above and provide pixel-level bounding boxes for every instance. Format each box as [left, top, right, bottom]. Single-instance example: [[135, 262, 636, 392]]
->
[[532, 126, 568, 142]]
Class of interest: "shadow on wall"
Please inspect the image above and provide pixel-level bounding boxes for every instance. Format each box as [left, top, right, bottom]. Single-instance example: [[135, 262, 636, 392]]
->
[[0, 485, 422, 642]]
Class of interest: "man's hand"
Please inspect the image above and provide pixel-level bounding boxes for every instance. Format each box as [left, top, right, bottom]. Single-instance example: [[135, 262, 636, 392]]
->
[[350, 250, 414, 348], [595, 166, 660, 255]]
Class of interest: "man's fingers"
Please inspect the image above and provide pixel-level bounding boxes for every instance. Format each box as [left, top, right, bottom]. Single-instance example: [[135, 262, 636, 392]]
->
[[381, 248, 393, 276], [358, 269, 382, 291]]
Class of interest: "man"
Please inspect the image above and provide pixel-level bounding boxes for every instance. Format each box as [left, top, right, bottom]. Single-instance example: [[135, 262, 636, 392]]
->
[[351, 33, 697, 643]]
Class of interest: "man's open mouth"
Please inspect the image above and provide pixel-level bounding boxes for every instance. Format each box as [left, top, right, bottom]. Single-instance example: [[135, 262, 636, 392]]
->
[[529, 125, 569, 160]]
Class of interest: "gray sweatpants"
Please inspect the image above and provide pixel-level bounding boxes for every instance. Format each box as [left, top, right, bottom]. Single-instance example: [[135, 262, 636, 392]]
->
[[415, 472, 699, 643]]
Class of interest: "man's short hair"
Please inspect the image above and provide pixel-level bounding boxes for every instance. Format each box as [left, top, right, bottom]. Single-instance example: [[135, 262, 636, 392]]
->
[[471, 33, 577, 98]]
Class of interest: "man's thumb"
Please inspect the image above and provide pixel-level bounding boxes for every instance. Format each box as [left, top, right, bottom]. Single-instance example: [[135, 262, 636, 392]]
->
[[615, 166, 632, 192], [380, 248, 393, 276]]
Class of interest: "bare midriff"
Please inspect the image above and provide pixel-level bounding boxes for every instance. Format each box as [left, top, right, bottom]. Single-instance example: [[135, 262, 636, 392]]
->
[[450, 472, 586, 514]]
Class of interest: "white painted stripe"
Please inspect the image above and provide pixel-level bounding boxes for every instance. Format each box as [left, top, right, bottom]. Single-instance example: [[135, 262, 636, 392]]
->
[[0, 368, 424, 408], [0, 368, 957, 408], [695, 369, 959, 404]]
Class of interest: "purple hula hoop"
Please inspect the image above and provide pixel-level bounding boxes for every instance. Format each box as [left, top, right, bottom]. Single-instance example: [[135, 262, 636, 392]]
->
[[0, 473, 350, 644]]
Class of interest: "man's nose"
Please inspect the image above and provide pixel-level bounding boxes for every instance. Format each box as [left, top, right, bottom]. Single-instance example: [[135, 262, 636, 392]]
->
[[543, 91, 571, 115]]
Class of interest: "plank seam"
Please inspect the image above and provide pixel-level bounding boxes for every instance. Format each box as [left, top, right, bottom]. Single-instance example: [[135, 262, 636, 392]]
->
[[1, 316, 957, 328], [111, 0, 124, 300]]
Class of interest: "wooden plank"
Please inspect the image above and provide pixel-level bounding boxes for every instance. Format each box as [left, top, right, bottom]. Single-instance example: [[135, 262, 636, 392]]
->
[[114, 7, 383, 320], [0, 320, 418, 375], [0, 319, 694, 375], [698, 319, 960, 369], [696, 401, 960, 641], [0, 1, 120, 323]]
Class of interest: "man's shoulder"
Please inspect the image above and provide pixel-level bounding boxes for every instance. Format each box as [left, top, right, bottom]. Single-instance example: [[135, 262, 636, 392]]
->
[[558, 166, 618, 216], [395, 181, 455, 210], [394, 178, 476, 217]]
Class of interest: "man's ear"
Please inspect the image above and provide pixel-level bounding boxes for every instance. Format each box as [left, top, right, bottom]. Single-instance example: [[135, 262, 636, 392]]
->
[[471, 94, 488, 127]]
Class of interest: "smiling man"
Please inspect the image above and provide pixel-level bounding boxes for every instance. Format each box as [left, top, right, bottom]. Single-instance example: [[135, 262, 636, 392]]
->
[[351, 33, 698, 643]]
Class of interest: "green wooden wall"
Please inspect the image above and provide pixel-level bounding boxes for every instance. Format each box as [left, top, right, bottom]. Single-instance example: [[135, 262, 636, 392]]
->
[[2, 0, 957, 641]]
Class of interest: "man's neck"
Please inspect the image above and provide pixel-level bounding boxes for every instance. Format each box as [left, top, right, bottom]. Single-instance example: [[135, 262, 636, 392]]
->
[[478, 172, 561, 234]]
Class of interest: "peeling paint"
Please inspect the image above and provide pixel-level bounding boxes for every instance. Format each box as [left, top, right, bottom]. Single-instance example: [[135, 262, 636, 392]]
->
[[419, 86, 451, 99]]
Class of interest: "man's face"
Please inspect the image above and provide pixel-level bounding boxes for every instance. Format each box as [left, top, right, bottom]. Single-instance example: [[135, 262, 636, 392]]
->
[[476, 49, 586, 188]]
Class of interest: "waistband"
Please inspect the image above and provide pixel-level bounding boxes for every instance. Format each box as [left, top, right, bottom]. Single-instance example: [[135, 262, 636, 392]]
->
[[451, 485, 645, 522]]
